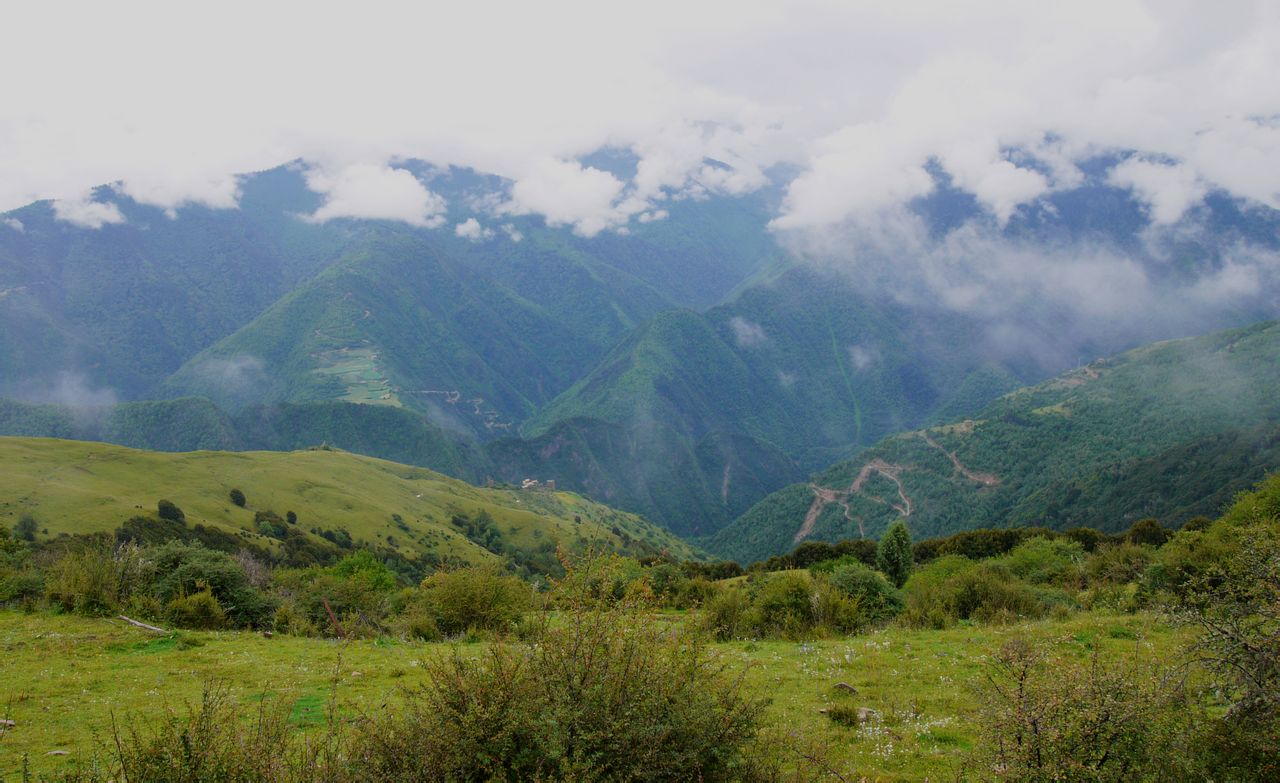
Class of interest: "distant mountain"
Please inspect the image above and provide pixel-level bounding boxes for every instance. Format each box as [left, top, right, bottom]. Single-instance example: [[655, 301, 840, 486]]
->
[[0, 436, 699, 565], [707, 320, 1280, 563]]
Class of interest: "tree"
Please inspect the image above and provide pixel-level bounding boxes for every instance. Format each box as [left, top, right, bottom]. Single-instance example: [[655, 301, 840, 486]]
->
[[877, 520, 913, 588], [156, 500, 185, 523], [229, 488, 246, 508], [14, 514, 37, 542]]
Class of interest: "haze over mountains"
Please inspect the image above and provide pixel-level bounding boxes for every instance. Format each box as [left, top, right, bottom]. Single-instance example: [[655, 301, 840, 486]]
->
[[2, 150, 1279, 547]]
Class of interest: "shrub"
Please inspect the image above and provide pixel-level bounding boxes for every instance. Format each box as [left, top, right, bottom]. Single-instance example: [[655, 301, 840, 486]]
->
[[149, 542, 273, 628], [902, 558, 1045, 627], [414, 565, 529, 636], [701, 586, 751, 641], [877, 520, 913, 588], [348, 553, 769, 781], [45, 540, 152, 616], [999, 536, 1083, 585], [969, 637, 1189, 781], [229, 488, 246, 507], [827, 562, 903, 623], [1082, 541, 1154, 586], [1125, 517, 1172, 547], [156, 499, 185, 523], [14, 513, 38, 542], [166, 585, 227, 630]]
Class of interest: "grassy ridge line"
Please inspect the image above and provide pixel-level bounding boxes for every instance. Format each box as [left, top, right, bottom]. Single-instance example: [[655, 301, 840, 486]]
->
[[0, 437, 698, 563]]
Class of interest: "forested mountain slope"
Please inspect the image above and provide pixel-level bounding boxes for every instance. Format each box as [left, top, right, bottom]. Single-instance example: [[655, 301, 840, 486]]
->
[[709, 320, 1280, 563]]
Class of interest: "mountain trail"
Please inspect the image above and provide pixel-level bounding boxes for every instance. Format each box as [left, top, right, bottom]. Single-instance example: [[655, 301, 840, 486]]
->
[[794, 459, 912, 545], [918, 432, 1000, 486]]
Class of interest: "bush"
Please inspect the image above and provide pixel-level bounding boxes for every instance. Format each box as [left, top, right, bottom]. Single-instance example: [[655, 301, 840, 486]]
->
[[45, 540, 152, 616], [827, 562, 904, 623], [1083, 541, 1154, 586], [999, 536, 1083, 585], [701, 586, 751, 640], [902, 557, 1045, 628], [877, 520, 913, 588], [1125, 517, 1171, 547], [157, 499, 185, 523], [14, 513, 38, 542], [149, 542, 273, 628], [166, 585, 227, 630], [348, 554, 769, 781], [969, 637, 1190, 781], [229, 488, 246, 507], [413, 565, 529, 636]]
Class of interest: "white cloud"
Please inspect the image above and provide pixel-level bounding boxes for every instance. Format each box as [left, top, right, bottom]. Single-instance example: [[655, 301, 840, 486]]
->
[[0, 1, 1276, 233], [848, 344, 880, 371], [51, 192, 126, 229], [1108, 158, 1206, 224], [2, 217, 22, 232], [728, 316, 768, 347], [305, 163, 446, 227], [501, 223, 523, 242], [499, 158, 636, 237], [454, 217, 494, 241]]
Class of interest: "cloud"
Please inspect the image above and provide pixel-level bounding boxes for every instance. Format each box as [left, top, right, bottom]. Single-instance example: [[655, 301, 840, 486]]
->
[[728, 316, 769, 347], [2, 217, 21, 232], [1108, 158, 1206, 224], [51, 192, 126, 229], [847, 344, 880, 371], [500, 223, 523, 242], [454, 217, 494, 241], [498, 158, 637, 237], [43, 371, 118, 408], [305, 163, 446, 227], [0, 2, 1276, 235]]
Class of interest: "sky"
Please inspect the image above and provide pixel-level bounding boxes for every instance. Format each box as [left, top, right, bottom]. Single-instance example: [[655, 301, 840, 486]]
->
[[1, 0, 1278, 236]]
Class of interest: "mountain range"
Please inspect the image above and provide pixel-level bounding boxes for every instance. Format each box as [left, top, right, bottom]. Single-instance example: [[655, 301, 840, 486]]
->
[[3, 154, 1278, 551]]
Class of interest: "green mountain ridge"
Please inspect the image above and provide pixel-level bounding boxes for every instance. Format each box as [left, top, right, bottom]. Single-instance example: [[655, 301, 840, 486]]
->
[[708, 319, 1280, 563]]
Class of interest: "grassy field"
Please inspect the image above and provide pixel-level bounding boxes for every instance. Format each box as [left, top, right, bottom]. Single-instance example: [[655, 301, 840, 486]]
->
[[0, 610, 1185, 781], [0, 437, 698, 565]]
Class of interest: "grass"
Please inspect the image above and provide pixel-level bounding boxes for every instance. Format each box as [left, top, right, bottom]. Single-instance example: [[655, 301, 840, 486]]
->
[[0, 437, 699, 564], [0, 609, 1186, 781]]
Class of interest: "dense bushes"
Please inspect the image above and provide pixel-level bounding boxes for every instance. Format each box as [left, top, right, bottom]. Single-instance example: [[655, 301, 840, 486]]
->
[[352, 555, 771, 782]]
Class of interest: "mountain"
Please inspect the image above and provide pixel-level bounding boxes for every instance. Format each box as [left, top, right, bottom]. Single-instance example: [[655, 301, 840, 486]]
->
[[0, 436, 698, 565], [708, 320, 1280, 563]]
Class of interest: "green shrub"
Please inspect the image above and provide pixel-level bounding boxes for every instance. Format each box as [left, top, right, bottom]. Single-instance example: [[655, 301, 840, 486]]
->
[[902, 557, 1045, 627], [156, 499, 185, 523], [1083, 541, 1155, 586], [348, 554, 769, 782], [827, 562, 904, 622], [14, 513, 38, 542], [413, 565, 530, 637], [45, 540, 152, 616], [701, 586, 751, 640], [999, 536, 1083, 585], [877, 520, 913, 588], [969, 637, 1190, 781], [149, 542, 272, 628], [166, 585, 227, 630], [229, 488, 246, 507]]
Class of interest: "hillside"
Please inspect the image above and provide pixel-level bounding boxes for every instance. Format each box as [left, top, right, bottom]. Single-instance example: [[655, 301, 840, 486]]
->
[[0, 437, 697, 564], [708, 320, 1280, 563]]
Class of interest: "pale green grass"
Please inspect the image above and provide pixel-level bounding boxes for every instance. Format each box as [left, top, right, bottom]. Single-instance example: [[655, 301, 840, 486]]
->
[[0, 610, 1185, 781], [0, 437, 697, 564]]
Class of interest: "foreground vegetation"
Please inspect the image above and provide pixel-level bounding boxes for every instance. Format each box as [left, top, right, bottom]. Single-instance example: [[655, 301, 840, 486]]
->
[[1, 471, 1277, 779]]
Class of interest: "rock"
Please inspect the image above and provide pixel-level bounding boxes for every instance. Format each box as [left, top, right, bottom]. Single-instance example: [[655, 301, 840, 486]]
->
[[262, 631, 274, 639], [47, 750, 70, 756], [857, 707, 880, 723], [832, 682, 858, 695], [0, 719, 14, 727]]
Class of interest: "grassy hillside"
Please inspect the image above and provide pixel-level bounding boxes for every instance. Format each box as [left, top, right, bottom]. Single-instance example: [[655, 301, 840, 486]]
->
[[0, 437, 697, 564], [710, 320, 1280, 563]]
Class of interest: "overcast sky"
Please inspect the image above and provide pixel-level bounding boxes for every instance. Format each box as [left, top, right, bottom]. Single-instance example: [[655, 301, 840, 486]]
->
[[2, 0, 1277, 235]]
